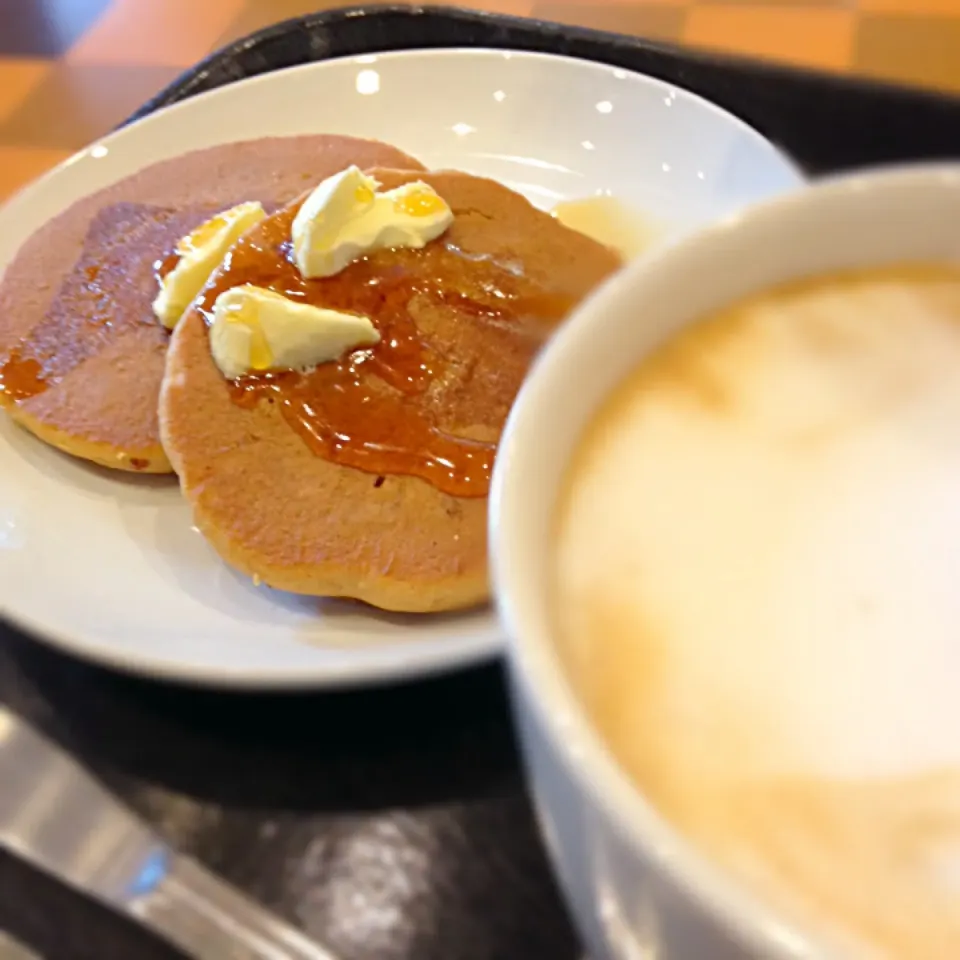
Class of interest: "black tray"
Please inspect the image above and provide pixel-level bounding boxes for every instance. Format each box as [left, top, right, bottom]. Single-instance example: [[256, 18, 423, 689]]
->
[[134, 5, 960, 174], [4, 7, 960, 960]]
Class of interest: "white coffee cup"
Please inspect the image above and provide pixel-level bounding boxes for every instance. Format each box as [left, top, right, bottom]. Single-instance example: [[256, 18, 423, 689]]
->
[[489, 164, 960, 960]]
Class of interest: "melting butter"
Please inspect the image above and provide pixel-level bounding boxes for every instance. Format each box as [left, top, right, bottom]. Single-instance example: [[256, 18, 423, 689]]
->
[[153, 201, 266, 330], [291, 166, 454, 279], [552, 196, 658, 259], [209, 284, 380, 380]]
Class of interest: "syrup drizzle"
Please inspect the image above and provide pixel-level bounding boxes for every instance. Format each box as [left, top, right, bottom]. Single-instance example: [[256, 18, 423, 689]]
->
[[199, 203, 576, 498], [154, 250, 181, 283], [0, 351, 45, 401]]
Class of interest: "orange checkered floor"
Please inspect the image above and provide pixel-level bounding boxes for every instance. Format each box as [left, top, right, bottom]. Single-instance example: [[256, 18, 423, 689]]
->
[[0, 0, 958, 201]]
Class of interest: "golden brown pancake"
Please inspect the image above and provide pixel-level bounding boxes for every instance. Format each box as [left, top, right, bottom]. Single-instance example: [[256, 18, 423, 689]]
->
[[0, 136, 425, 473], [160, 169, 622, 612]]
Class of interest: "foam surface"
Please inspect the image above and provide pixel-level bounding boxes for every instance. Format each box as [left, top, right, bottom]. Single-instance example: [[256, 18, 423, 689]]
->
[[555, 266, 960, 956]]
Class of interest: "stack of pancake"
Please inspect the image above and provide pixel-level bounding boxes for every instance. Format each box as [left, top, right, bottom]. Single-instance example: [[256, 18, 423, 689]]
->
[[0, 135, 621, 612]]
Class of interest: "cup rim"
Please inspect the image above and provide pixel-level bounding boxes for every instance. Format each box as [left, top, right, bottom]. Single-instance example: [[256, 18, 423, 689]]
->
[[489, 160, 960, 960]]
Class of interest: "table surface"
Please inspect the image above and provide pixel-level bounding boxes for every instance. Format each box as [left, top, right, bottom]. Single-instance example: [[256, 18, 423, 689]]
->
[[2, 1, 960, 958], [0, 0, 959, 203]]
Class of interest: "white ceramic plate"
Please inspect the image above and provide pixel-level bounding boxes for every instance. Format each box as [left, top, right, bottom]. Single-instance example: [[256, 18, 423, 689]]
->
[[0, 49, 803, 687]]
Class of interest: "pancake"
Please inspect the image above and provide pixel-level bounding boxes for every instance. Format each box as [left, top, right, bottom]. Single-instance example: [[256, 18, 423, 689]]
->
[[0, 136, 425, 473], [160, 169, 622, 612]]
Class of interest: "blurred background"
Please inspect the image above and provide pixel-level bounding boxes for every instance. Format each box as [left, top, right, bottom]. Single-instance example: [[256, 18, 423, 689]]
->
[[0, 0, 957, 201]]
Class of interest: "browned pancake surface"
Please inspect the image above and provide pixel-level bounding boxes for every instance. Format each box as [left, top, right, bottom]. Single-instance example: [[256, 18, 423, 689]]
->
[[0, 136, 425, 472], [161, 170, 622, 612]]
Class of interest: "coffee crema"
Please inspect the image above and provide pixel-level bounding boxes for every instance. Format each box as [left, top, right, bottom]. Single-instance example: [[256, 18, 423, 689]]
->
[[555, 265, 960, 958]]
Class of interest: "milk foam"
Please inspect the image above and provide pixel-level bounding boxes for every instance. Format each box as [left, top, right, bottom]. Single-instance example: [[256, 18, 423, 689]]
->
[[555, 267, 960, 957]]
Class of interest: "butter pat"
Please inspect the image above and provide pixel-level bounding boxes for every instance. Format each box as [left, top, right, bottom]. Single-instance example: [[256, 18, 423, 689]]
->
[[209, 284, 380, 379], [292, 166, 454, 278], [153, 201, 265, 330]]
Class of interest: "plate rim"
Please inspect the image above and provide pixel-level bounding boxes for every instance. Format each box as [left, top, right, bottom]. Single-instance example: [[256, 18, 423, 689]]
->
[[0, 604, 500, 689], [2, 48, 803, 225]]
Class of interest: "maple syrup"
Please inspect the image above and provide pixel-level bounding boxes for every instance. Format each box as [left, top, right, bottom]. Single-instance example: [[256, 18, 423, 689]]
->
[[199, 204, 576, 498], [154, 250, 181, 283], [0, 351, 46, 401]]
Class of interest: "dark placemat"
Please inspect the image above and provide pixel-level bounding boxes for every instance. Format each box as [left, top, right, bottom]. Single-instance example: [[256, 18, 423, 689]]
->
[[0, 631, 575, 960], [5, 6, 960, 959]]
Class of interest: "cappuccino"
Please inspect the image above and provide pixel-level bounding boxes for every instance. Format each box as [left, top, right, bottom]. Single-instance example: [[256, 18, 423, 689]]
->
[[555, 265, 960, 957]]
